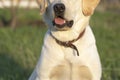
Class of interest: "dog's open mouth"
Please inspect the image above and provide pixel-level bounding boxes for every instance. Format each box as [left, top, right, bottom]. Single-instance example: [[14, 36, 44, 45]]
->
[[53, 16, 74, 29]]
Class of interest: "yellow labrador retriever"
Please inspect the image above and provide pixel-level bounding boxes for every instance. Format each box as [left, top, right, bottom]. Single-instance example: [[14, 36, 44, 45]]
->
[[29, 0, 102, 80]]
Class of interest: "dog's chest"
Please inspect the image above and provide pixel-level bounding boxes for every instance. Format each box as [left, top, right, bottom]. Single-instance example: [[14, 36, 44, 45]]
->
[[60, 46, 84, 64]]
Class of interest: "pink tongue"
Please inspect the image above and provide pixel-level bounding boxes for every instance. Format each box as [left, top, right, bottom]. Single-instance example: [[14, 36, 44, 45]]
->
[[54, 18, 65, 25]]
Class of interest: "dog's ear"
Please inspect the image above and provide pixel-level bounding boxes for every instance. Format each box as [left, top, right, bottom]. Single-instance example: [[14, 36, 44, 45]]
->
[[82, 0, 100, 16], [36, 0, 48, 14]]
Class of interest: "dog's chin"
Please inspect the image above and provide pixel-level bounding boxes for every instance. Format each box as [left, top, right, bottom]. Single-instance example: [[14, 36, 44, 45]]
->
[[52, 17, 74, 31], [54, 26, 70, 31]]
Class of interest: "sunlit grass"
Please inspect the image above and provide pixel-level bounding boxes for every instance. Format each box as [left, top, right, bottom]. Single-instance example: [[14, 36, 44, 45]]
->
[[0, 11, 120, 80]]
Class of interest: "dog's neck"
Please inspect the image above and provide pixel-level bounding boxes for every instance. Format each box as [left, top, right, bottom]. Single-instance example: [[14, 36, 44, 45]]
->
[[50, 28, 86, 56]]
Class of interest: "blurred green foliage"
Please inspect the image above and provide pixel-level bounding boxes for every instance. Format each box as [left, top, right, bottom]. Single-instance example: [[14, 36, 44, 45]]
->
[[0, 9, 43, 27], [90, 11, 120, 80], [0, 9, 120, 80], [0, 27, 47, 80]]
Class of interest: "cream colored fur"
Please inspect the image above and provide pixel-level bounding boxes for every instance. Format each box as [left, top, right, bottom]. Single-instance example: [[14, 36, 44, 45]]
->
[[29, 0, 102, 80]]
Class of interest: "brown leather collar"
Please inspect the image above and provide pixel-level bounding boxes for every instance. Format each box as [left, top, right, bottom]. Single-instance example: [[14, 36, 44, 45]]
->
[[51, 29, 86, 56]]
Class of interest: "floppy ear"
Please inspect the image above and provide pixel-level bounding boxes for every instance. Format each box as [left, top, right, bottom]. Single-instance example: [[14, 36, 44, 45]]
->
[[82, 0, 100, 16], [36, 0, 48, 14]]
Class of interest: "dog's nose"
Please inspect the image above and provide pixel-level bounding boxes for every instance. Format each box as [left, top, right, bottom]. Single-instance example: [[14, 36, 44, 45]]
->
[[53, 3, 65, 16]]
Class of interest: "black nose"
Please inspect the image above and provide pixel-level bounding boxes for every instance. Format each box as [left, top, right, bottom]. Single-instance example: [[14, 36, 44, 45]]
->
[[53, 3, 65, 16]]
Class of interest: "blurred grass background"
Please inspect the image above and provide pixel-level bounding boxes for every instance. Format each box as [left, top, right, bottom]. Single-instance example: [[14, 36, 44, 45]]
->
[[0, 0, 120, 80]]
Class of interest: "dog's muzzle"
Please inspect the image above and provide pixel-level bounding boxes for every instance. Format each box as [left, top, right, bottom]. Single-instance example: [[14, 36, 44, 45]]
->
[[53, 3, 74, 29]]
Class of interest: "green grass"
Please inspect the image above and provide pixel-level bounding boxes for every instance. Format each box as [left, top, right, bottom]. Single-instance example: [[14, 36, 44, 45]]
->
[[0, 27, 47, 80], [90, 11, 120, 80], [0, 11, 120, 80]]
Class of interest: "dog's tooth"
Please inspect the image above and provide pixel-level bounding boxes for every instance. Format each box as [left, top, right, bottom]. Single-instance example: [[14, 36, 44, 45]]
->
[[64, 20, 66, 23]]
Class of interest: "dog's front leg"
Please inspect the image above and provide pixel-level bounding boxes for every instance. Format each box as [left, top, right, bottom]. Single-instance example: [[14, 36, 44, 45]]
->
[[29, 33, 64, 80]]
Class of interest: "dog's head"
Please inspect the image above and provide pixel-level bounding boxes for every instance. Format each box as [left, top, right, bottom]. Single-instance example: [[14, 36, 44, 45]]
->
[[37, 0, 100, 41]]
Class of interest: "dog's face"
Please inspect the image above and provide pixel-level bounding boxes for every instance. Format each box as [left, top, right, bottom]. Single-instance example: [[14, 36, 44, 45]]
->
[[37, 0, 100, 30], [37, 0, 100, 41]]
